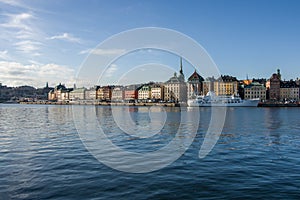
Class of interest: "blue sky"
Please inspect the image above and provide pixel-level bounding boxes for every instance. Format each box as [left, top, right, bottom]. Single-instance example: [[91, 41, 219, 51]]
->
[[0, 0, 300, 87]]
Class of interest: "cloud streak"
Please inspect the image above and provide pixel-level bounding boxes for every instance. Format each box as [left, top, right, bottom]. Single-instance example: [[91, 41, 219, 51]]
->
[[14, 40, 42, 53], [1, 12, 43, 55], [48, 33, 81, 43], [0, 0, 24, 7], [104, 64, 118, 77], [0, 50, 11, 60], [79, 48, 126, 55]]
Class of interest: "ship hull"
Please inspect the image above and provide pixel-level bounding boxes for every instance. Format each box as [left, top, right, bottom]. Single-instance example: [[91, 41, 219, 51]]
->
[[187, 99, 260, 107]]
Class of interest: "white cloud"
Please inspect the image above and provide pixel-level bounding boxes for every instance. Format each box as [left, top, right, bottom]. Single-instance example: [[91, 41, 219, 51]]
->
[[0, 0, 25, 7], [48, 33, 81, 43], [0, 50, 11, 60], [1, 13, 33, 31], [1, 12, 43, 55], [79, 48, 126, 55], [14, 40, 42, 53], [0, 61, 75, 87], [79, 49, 91, 55], [28, 60, 43, 65], [104, 64, 118, 77]]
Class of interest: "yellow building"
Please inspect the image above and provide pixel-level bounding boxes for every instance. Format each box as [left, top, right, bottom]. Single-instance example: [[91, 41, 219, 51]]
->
[[214, 75, 238, 96], [48, 83, 71, 102], [97, 86, 113, 101]]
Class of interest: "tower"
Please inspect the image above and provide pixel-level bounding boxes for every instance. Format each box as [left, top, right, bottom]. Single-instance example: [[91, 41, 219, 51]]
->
[[277, 69, 281, 80], [179, 57, 183, 75], [178, 57, 185, 82]]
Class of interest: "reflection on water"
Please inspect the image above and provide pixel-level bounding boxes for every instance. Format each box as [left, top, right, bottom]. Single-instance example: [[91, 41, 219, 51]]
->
[[0, 104, 300, 199], [265, 108, 282, 130]]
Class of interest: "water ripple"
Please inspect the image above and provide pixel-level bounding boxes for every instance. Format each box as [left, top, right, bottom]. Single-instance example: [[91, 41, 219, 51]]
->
[[0, 105, 300, 199]]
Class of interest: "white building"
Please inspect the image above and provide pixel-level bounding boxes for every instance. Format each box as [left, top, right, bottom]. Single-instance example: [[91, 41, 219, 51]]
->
[[111, 86, 124, 102], [138, 85, 151, 101], [69, 88, 86, 101], [150, 84, 164, 101], [85, 87, 97, 100]]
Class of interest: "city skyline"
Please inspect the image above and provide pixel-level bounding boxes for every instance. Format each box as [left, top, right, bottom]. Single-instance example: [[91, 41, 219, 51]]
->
[[1, 0, 300, 87]]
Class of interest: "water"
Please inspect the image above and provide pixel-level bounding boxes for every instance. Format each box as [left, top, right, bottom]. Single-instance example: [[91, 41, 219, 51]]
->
[[0, 104, 300, 199]]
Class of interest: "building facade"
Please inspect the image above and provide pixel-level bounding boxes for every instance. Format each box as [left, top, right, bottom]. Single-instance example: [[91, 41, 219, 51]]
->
[[187, 70, 204, 99], [244, 82, 266, 101], [48, 83, 72, 102], [69, 88, 86, 101], [85, 87, 97, 100], [124, 85, 141, 102], [214, 75, 238, 96], [280, 81, 299, 101], [138, 85, 151, 101], [267, 69, 281, 100], [202, 77, 216, 96], [164, 58, 187, 103], [96, 86, 113, 101], [150, 84, 164, 101], [111, 86, 124, 102]]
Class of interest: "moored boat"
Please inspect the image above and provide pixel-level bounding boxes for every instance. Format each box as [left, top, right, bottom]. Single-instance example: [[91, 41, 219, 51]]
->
[[187, 91, 259, 107]]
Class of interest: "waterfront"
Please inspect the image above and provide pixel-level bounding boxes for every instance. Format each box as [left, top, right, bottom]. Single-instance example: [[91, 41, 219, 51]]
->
[[0, 104, 300, 199]]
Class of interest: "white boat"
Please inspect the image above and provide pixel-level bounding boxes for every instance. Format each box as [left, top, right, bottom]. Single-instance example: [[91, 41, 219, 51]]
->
[[187, 91, 259, 107]]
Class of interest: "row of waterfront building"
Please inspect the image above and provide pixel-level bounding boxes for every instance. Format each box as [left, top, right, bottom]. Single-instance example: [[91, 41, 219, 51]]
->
[[1, 60, 299, 104], [47, 63, 300, 103]]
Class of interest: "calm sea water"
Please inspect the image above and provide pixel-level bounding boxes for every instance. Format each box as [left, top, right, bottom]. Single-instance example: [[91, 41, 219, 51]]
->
[[0, 104, 300, 199]]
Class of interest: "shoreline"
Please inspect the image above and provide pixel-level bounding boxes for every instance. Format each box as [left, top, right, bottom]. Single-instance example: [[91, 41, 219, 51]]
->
[[18, 101, 181, 107], [13, 101, 300, 107]]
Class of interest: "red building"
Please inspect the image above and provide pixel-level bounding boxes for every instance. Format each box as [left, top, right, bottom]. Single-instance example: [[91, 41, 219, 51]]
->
[[267, 69, 281, 100]]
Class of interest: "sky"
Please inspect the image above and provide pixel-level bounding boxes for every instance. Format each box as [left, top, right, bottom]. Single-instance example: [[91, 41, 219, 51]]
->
[[0, 0, 300, 87]]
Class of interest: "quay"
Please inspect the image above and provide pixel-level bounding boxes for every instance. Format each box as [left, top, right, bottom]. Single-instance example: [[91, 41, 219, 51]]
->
[[18, 101, 300, 107], [19, 101, 181, 107], [258, 102, 300, 107]]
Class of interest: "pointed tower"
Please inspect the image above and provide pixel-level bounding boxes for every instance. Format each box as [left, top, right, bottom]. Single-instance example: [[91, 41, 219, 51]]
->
[[179, 57, 183, 75], [178, 57, 185, 82]]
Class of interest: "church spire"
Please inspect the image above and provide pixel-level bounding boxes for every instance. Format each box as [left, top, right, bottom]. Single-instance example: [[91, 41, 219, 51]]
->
[[179, 57, 183, 75]]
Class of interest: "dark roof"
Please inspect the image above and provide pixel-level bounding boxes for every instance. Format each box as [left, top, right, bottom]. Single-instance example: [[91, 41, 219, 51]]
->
[[252, 78, 267, 85], [244, 82, 265, 89], [280, 80, 299, 88], [188, 71, 204, 82], [217, 75, 238, 82], [55, 83, 67, 90], [270, 73, 280, 80]]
